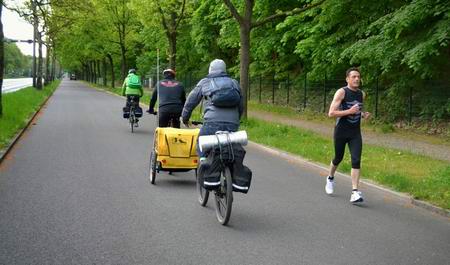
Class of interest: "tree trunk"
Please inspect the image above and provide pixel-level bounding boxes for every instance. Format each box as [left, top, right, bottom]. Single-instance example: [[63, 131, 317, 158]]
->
[[87, 62, 91, 82], [32, 0, 37, 88], [107, 54, 115, 88], [97, 60, 101, 85], [0, 3, 4, 116], [36, 31, 43, 90], [44, 46, 50, 85], [239, 23, 251, 119], [120, 44, 127, 81], [92, 60, 97, 84], [51, 51, 56, 81], [102, 58, 107, 86], [168, 32, 177, 69]]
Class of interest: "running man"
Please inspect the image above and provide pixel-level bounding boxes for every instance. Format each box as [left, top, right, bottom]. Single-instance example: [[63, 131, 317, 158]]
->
[[325, 67, 371, 203]]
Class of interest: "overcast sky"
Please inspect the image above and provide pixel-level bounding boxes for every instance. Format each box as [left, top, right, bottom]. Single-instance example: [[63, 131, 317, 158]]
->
[[2, 6, 47, 57]]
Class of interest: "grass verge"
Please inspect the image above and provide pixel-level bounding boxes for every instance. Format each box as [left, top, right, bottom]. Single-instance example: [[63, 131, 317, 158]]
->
[[241, 118, 450, 210], [0, 81, 61, 150]]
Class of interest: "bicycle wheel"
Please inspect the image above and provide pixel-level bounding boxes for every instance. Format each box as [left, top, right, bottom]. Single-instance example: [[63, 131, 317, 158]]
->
[[214, 166, 233, 225], [149, 150, 157, 184], [196, 167, 209, 206], [130, 112, 135, 133]]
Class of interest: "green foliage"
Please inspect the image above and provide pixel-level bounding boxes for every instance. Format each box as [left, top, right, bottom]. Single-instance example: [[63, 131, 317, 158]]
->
[[4, 43, 31, 78], [51, 0, 449, 122]]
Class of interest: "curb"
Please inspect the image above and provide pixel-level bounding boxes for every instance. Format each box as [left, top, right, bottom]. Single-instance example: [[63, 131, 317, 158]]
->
[[249, 142, 450, 219], [0, 84, 59, 164]]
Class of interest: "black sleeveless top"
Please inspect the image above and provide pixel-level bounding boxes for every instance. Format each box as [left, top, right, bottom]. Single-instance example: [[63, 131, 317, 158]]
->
[[335, 87, 363, 134]]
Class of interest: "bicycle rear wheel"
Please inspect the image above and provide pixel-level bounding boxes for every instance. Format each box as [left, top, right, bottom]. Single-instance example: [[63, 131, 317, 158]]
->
[[149, 150, 157, 184], [214, 166, 233, 225], [130, 112, 135, 133], [196, 167, 209, 206]]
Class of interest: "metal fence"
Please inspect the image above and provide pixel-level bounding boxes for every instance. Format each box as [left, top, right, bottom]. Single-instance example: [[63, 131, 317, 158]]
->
[[177, 72, 450, 122]]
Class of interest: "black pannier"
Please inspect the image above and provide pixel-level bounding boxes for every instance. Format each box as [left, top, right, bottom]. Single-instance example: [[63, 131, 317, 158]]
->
[[135, 106, 143, 117], [123, 106, 130, 119], [200, 143, 252, 193]]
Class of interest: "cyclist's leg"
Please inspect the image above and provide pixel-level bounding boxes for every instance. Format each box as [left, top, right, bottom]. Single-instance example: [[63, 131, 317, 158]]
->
[[171, 112, 181, 128], [158, 111, 170, 127], [125, 95, 131, 107]]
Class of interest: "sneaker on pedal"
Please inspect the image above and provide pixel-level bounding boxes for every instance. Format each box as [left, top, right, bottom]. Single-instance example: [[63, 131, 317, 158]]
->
[[350, 191, 364, 203], [325, 176, 334, 195]]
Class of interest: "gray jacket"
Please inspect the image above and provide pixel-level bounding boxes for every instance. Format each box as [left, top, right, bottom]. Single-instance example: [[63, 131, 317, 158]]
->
[[182, 72, 243, 126]]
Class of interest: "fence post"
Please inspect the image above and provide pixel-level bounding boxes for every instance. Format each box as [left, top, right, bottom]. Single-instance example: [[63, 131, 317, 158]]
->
[[259, 75, 262, 103], [375, 75, 379, 118], [303, 73, 307, 110], [323, 73, 327, 113], [287, 74, 290, 105], [272, 73, 275, 104]]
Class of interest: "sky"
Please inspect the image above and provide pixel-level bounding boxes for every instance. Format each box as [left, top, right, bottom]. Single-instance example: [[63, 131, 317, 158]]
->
[[2, 4, 47, 57]]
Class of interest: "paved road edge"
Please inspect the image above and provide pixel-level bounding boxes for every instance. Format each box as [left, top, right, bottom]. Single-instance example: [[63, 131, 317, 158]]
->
[[0, 84, 60, 164]]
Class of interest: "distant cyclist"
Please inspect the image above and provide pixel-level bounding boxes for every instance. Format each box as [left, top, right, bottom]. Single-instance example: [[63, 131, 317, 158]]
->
[[148, 69, 186, 128], [182, 59, 243, 158], [325, 67, 371, 203], [122, 69, 143, 126]]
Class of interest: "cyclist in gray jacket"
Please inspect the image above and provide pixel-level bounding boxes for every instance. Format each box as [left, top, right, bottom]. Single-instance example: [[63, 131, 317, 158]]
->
[[182, 59, 243, 157]]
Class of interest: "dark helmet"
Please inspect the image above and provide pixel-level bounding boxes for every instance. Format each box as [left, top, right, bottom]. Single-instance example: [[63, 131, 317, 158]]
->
[[128, 69, 136, 74], [163, 68, 176, 78]]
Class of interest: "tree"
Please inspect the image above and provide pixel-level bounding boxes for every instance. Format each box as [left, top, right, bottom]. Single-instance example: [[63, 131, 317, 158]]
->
[[0, 1, 4, 116], [222, 0, 325, 118], [132, 0, 192, 70]]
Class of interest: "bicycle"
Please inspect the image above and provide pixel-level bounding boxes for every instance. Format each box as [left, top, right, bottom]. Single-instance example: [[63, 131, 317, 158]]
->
[[127, 96, 140, 133], [197, 131, 248, 225]]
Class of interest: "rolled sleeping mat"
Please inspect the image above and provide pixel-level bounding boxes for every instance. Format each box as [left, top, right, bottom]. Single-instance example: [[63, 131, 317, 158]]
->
[[198, 131, 248, 152]]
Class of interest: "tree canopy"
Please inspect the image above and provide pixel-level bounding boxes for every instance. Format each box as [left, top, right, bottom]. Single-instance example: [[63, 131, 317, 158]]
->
[[18, 0, 448, 121]]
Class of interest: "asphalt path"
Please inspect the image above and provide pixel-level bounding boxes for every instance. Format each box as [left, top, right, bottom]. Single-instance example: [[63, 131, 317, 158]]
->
[[0, 80, 448, 265], [2, 78, 33, 93]]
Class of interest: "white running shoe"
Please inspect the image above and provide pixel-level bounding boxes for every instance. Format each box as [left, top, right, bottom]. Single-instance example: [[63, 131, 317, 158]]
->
[[325, 177, 334, 195], [350, 191, 364, 203]]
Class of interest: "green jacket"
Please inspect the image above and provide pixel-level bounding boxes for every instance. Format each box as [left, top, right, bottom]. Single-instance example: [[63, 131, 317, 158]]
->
[[122, 74, 143, 96]]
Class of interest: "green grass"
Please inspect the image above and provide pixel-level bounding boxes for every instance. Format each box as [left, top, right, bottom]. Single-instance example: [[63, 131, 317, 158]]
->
[[241, 118, 450, 210], [0, 81, 61, 149]]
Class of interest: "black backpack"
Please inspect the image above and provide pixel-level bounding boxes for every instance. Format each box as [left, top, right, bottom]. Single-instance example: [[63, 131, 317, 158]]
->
[[208, 79, 241, 108]]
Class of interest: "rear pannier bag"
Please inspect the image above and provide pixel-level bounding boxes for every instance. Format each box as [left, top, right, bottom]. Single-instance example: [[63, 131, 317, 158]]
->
[[200, 143, 252, 193], [135, 106, 143, 117], [123, 106, 130, 118]]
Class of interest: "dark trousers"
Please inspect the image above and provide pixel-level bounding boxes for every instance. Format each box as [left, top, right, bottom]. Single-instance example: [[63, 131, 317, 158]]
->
[[159, 111, 182, 128], [125, 95, 140, 107]]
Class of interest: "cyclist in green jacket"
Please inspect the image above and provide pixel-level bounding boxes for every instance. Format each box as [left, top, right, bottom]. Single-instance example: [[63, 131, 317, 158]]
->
[[122, 69, 144, 124]]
